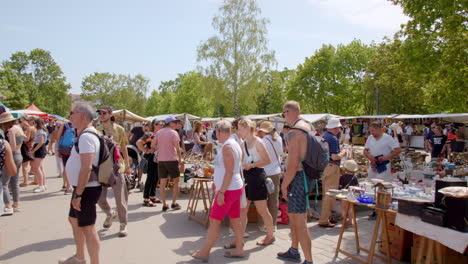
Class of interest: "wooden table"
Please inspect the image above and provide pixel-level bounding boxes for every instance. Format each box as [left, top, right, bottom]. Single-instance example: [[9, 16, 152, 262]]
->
[[187, 178, 214, 227], [330, 193, 393, 264]]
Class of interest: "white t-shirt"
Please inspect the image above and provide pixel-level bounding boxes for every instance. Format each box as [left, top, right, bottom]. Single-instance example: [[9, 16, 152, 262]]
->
[[207, 129, 215, 143], [262, 135, 283, 176], [405, 126, 413, 135], [213, 138, 243, 191], [396, 126, 403, 135], [364, 133, 400, 178], [66, 127, 100, 187]]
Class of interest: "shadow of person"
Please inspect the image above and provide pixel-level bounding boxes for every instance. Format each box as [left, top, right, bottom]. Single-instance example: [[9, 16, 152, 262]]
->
[[0, 238, 74, 261]]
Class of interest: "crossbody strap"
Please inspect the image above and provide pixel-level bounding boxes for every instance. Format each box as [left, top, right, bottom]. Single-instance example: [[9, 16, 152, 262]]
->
[[265, 137, 281, 165]]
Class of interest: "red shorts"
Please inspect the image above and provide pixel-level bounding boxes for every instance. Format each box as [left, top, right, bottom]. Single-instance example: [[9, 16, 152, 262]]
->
[[209, 188, 243, 221]]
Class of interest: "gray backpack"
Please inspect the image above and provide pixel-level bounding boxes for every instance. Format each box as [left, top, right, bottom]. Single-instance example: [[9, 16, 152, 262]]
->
[[291, 126, 329, 179]]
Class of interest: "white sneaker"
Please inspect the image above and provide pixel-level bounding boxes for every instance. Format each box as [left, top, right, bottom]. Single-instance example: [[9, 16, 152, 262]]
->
[[103, 211, 117, 228], [229, 228, 250, 238], [3, 207, 14, 216], [58, 255, 86, 264], [119, 223, 128, 237], [33, 186, 45, 193]]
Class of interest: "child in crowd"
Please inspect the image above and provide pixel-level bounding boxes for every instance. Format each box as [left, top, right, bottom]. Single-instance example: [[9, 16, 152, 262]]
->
[[339, 160, 359, 226]]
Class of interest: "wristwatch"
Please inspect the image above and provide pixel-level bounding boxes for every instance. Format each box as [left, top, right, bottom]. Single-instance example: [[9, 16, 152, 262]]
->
[[74, 193, 83, 199]]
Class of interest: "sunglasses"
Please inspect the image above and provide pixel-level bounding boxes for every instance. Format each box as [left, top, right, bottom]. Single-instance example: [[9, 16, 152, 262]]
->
[[281, 110, 289, 118], [99, 111, 108, 115]]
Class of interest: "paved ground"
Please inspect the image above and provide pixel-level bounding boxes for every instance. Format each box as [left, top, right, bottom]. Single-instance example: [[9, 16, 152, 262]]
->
[[0, 155, 407, 264]]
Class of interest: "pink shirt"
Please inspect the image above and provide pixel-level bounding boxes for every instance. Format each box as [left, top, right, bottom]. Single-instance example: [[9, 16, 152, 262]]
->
[[155, 127, 180, 161]]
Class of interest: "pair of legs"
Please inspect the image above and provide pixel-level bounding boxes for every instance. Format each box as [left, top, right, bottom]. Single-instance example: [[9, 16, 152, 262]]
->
[[318, 164, 340, 226], [258, 174, 280, 230], [2, 152, 22, 210], [143, 159, 159, 205], [158, 160, 180, 208], [159, 177, 179, 207], [98, 174, 128, 225], [31, 157, 46, 187], [68, 217, 100, 264], [240, 199, 275, 244]]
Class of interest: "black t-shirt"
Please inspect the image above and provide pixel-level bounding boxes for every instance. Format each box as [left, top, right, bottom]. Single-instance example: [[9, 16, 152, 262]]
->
[[339, 174, 358, 190], [430, 134, 448, 158], [130, 126, 145, 146]]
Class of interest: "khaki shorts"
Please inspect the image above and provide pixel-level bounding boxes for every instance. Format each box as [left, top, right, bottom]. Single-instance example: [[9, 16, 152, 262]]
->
[[158, 161, 180, 179]]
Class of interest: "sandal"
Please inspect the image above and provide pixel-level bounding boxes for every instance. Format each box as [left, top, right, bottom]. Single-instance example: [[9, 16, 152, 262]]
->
[[142, 200, 156, 207], [150, 197, 161, 204], [256, 237, 276, 246], [19, 182, 28, 187], [191, 250, 209, 263]]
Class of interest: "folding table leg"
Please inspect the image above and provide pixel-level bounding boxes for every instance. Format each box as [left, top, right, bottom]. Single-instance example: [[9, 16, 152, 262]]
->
[[335, 200, 350, 258], [367, 210, 382, 264]]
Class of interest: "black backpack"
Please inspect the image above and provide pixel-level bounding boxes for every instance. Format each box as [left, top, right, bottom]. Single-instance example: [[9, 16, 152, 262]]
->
[[75, 130, 121, 186], [291, 126, 329, 179]]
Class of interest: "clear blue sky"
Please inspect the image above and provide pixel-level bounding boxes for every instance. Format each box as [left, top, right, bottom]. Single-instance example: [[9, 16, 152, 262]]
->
[[1, 0, 408, 95]]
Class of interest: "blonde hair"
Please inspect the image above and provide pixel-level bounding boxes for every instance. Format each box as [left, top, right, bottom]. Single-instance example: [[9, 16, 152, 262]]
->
[[216, 120, 231, 133], [283, 101, 300, 113], [238, 117, 256, 133]]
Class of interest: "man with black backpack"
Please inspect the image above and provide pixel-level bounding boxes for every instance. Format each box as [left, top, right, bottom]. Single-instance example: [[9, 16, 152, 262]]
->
[[277, 101, 314, 264], [96, 105, 130, 237], [60, 102, 102, 264], [318, 118, 346, 228]]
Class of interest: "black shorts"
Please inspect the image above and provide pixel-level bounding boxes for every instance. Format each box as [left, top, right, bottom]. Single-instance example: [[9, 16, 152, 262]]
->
[[33, 144, 47, 159], [158, 161, 180, 179], [397, 134, 403, 143], [69, 186, 102, 227], [243, 167, 268, 201], [21, 143, 33, 162], [62, 155, 70, 166]]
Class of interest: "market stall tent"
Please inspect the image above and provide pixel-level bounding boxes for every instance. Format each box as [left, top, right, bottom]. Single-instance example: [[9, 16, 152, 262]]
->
[[146, 113, 200, 122], [112, 109, 147, 122], [301, 113, 343, 123], [9, 109, 49, 118], [26, 104, 43, 112]]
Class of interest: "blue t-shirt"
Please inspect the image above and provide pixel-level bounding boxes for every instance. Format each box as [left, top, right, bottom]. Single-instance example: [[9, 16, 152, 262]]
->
[[323, 131, 340, 163]]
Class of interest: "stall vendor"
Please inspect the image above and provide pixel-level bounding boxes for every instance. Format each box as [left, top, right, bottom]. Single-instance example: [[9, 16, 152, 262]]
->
[[364, 122, 402, 180]]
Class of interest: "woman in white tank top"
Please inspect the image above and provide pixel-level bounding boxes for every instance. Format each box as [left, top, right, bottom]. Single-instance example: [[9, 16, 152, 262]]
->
[[237, 117, 275, 246]]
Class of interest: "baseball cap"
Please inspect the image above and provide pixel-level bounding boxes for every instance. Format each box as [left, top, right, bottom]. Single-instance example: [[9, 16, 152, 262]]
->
[[165, 116, 179, 124], [97, 105, 113, 113]]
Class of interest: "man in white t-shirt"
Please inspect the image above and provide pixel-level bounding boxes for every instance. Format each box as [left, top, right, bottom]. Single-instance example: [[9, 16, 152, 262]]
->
[[364, 122, 402, 180], [59, 102, 101, 264], [404, 124, 414, 149]]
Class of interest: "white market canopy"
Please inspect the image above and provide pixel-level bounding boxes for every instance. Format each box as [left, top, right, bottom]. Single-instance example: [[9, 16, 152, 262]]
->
[[300, 113, 343, 123], [393, 113, 468, 124], [112, 109, 147, 122], [146, 113, 200, 122]]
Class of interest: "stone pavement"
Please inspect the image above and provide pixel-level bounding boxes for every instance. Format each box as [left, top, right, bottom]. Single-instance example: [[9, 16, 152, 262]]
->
[[0, 155, 407, 264]]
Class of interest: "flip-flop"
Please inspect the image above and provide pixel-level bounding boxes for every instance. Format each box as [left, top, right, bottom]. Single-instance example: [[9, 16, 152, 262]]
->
[[256, 237, 276, 246], [142, 200, 156, 207], [224, 251, 244, 258]]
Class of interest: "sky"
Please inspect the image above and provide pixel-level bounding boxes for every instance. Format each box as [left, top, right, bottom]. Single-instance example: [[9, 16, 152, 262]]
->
[[0, 0, 408, 95]]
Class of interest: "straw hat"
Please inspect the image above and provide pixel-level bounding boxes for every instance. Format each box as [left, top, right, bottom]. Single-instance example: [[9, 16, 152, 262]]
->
[[258, 121, 274, 133], [325, 118, 342, 129], [0, 112, 17, 124], [343, 160, 358, 172]]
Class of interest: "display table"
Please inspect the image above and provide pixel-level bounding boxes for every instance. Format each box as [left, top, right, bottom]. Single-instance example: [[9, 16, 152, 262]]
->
[[396, 213, 468, 254], [187, 178, 214, 227], [329, 193, 393, 264]]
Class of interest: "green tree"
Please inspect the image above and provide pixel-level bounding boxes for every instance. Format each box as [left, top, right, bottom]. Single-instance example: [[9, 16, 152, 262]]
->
[[1, 49, 72, 115], [197, 0, 276, 116], [391, 0, 468, 112], [81, 73, 149, 115], [256, 68, 291, 114], [287, 40, 375, 115]]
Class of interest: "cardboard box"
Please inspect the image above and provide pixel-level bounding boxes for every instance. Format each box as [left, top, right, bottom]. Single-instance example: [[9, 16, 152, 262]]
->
[[410, 245, 468, 263], [379, 217, 412, 261]]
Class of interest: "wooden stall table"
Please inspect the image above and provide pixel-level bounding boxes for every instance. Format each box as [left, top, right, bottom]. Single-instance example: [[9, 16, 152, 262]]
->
[[330, 193, 393, 264], [187, 178, 214, 227]]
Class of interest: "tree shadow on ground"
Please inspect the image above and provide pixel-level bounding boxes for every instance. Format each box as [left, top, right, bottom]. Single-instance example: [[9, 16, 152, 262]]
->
[[20, 190, 65, 202], [0, 238, 74, 261]]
